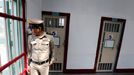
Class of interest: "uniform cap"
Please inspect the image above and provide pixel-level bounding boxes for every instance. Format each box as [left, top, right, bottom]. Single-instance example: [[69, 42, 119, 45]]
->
[[27, 18, 44, 30], [27, 18, 44, 24]]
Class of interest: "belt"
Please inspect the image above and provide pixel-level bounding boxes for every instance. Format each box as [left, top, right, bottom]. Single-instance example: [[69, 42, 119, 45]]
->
[[32, 59, 49, 65]]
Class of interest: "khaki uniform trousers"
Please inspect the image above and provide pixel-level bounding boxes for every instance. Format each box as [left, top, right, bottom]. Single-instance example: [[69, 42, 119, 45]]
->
[[30, 62, 50, 75]]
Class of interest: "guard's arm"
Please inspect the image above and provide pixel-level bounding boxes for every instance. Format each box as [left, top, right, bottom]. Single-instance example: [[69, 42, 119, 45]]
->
[[49, 36, 55, 65], [27, 35, 32, 65]]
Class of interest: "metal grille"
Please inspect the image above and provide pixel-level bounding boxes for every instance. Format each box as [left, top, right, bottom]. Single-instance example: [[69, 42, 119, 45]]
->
[[98, 63, 113, 70], [50, 63, 62, 71], [45, 17, 64, 28], [104, 22, 120, 32]]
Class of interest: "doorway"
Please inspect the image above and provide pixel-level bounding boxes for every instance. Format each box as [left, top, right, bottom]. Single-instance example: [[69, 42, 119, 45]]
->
[[95, 17, 126, 72], [42, 11, 70, 72]]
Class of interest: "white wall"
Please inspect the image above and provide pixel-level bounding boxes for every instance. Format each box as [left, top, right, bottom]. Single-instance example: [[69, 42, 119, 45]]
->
[[26, 0, 42, 19], [41, 0, 134, 69], [26, 0, 42, 33]]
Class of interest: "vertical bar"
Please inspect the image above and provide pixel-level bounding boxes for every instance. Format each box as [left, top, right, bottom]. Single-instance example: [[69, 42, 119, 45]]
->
[[55, 18, 57, 28], [61, 18, 64, 28], [109, 63, 112, 70], [57, 18, 59, 28], [58, 63, 60, 70], [60, 63, 61, 70], [111, 23, 113, 32], [52, 18, 54, 27], [114, 24, 116, 32], [109, 23, 111, 32], [48, 18, 51, 27], [111, 24, 114, 32], [53, 18, 56, 27], [115, 24, 117, 32], [112, 24, 114, 32], [106, 23, 109, 32], [107, 63, 110, 70], [22, 0, 26, 74], [45, 17, 48, 32], [117, 24, 120, 32], [102, 63, 104, 70], [55, 63, 57, 70], [103, 63, 105, 70], [108, 23, 110, 32], [104, 23, 106, 31], [45, 17, 48, 27], [52, 64, 54, 70], [106, 63, 108, 70], [106, 23, 108, 31]]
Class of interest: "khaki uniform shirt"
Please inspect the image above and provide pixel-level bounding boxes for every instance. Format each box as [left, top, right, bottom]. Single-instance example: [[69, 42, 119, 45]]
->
[[28, 32, 54, 62]]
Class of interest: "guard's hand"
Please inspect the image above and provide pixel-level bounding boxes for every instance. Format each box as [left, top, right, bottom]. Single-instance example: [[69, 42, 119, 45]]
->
[[49, 61, 53, 66], [49, 58, 54, 66], [27, 66, 31, 74]]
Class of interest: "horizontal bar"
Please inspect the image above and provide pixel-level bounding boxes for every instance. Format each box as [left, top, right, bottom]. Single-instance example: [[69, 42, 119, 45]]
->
[[0, 52, 25, 72], [0, 12, 25, 21]]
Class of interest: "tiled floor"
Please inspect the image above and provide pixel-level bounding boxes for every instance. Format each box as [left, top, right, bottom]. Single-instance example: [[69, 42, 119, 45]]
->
[[49, 72, 134, 75]]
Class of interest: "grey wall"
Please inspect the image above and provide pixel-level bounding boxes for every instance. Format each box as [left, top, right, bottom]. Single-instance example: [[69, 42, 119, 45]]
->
[[26, 0, 42, 19], [26, 0, 42, 33]]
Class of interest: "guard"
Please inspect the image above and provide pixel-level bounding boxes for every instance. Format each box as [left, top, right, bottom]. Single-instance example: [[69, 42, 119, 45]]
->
[[27, 19, 55, 75]]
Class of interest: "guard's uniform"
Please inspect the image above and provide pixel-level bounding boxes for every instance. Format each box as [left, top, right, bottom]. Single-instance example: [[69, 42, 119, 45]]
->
[[28, 32, 54, 75]]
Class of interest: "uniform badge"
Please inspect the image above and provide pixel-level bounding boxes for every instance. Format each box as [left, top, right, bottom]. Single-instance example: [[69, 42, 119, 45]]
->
[[31, 41, 37, 45]]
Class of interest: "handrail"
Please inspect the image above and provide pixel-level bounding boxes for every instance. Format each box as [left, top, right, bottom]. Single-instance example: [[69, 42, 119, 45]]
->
[[0, 52, 25, 72]]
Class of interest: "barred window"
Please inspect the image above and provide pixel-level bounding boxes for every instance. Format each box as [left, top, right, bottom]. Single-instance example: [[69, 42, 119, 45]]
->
[[0, 0, 26, 75]]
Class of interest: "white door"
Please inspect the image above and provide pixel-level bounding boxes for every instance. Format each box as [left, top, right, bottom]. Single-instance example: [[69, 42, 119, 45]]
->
[[96, 19, 125, 72], [42, 11, 70, 72]]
